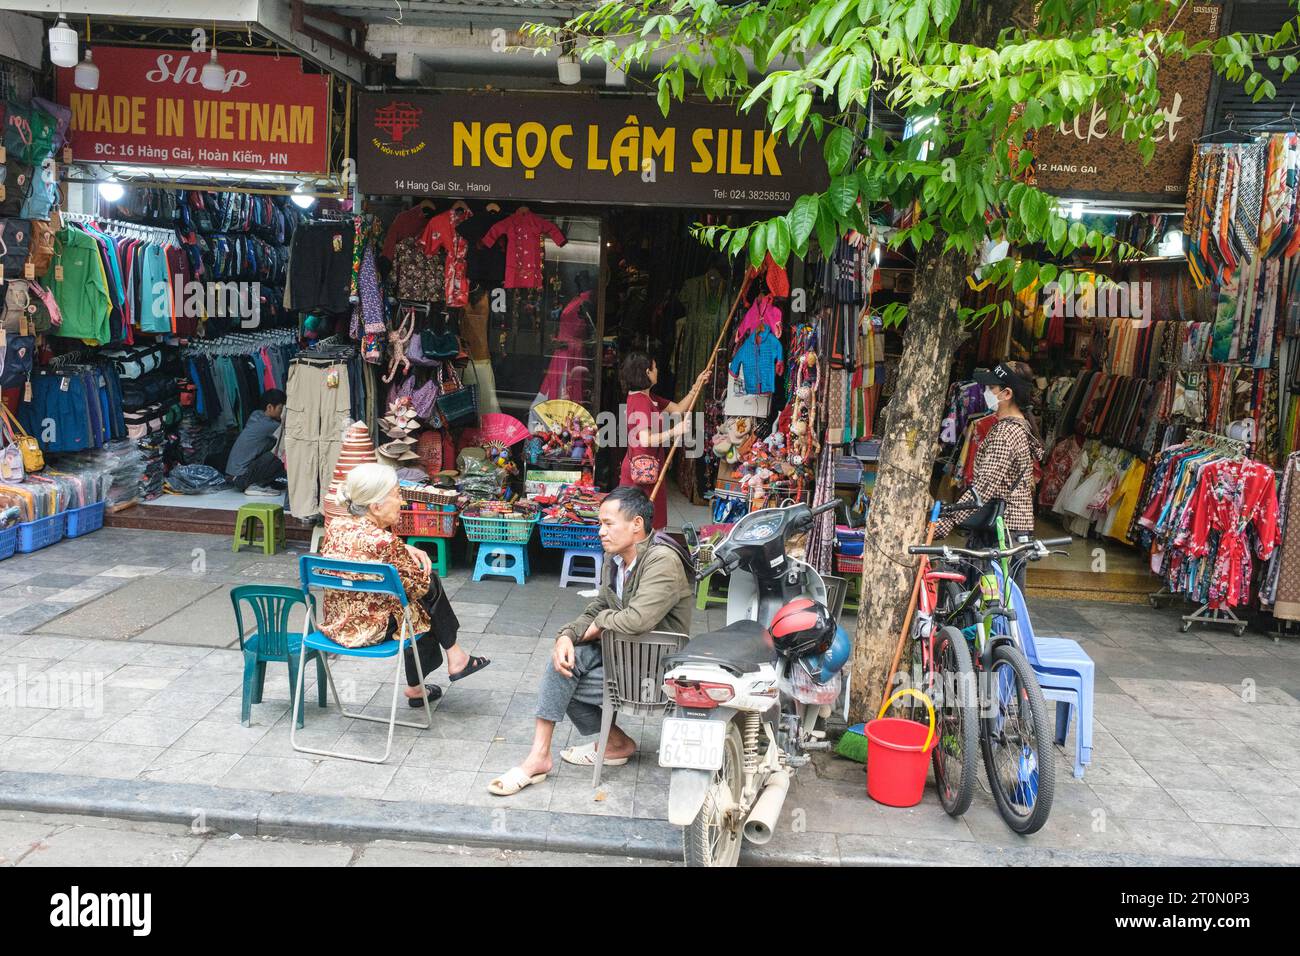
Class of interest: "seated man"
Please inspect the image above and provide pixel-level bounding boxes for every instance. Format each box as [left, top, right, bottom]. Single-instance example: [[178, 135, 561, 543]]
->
[[225, 389, 287, 496], [489, 486, 695, 796]]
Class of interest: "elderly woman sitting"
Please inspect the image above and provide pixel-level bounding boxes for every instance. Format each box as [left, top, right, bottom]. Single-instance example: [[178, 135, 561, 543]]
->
[[320, 463, 489, 705]]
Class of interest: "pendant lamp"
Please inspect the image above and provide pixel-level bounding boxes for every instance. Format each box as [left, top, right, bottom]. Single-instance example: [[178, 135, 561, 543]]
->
[[48, 16, 79, 68], [200, 49, 226, 91]]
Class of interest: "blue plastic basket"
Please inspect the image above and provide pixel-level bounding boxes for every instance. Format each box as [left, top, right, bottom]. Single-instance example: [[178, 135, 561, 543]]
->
[[539, 521, 601, 551], [16, 512, 66, 553], [65, 500, 106, 538], [0, 525, 16, 561]]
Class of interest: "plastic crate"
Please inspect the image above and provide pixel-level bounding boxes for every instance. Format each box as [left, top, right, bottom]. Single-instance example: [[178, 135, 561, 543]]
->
[[397, 505, 458, 538], [65, 500, 106, 538], [462, 513, 538, 544], [539, 521, 601, 550], [16, 512, 66, 553], [0, 525, 16, 561], [835, 552, 863, 575]]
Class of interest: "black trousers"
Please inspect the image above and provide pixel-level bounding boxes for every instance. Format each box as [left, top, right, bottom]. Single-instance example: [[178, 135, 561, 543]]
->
[[385, 573, 461, 685], [233, 450, 286, 490]]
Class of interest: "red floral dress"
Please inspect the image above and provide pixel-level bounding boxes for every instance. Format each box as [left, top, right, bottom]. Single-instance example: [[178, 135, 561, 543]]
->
[[418, 207, 471, 307], [319, 515, 431, 646]]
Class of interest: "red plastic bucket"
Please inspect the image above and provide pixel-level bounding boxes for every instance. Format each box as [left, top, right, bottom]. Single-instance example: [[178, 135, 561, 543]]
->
[[865, 689, 937, 808]]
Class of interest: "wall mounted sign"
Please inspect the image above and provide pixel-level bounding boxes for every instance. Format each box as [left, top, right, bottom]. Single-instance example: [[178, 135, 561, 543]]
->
[[1031, 2, 1223, 202], [55, 46, 331, 174], [358, 91, 827, 209]]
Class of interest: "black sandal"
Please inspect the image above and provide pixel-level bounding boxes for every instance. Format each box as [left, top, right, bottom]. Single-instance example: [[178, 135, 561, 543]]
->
[[449, 655, 491, 682], [407, 683, 443, 708]]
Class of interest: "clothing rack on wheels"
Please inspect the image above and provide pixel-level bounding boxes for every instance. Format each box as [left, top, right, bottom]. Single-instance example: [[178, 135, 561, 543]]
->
[[1145, 427, 1256, 634]]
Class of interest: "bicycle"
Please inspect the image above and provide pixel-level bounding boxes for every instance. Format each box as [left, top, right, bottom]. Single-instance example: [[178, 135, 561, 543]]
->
[[908, 503, 1071, 834]]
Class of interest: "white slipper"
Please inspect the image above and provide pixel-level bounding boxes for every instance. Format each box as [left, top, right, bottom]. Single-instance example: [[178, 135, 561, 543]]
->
[[560, 742, 630, 767], [487, 766, 548, 796]]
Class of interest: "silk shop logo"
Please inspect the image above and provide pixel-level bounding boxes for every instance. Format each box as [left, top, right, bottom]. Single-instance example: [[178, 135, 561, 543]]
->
[[373, 101, 426, 158]]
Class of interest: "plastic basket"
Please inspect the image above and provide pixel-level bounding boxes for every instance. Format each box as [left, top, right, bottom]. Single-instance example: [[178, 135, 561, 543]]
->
[[16, 512, 66, 553], [0, 525, 16, 561], [462, 513, 538, 544], [397, 506, 458, 538], [401, 486, 459, 507], [436, 383, 478, 426], [836, 552, 863, 575], [539, 521, 601, 550], [65, 500, 106, 538]]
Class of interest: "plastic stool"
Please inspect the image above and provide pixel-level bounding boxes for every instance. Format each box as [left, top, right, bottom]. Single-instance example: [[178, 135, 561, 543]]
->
[[473, 541, 528, 584], [310, 525, 326, 553], [234, 503, 284, 554], [842, 575, 862, 613], [696, 571, 728, 610], [407, 536, 449, 577], [560, 548, 602, 588]]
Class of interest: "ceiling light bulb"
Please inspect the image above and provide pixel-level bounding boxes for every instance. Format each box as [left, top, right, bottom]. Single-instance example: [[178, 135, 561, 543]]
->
[[557, 52, 581, 86], [73, 49, 100, 90], [98, 179, 124, 202], [200, 49, 227, 92], [291, 184, 316, 209], [49, 16, 79, 68]]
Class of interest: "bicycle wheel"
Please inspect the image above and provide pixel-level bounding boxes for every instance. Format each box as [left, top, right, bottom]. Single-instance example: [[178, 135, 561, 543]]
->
[[980, 643, 1056, 834], [931, 625, 978, 817]]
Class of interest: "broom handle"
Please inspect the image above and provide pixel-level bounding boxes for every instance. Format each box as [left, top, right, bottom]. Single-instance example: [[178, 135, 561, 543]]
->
[[880, 512, 939, 703], [649, 271, 755, 502]]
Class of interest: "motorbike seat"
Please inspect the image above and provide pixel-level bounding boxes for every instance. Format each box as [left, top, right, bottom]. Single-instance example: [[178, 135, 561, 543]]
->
[[665, 620, 775, 675]]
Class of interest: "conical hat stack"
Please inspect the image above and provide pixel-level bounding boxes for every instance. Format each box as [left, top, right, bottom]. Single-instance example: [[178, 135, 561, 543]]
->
[[325, 421, 378, 520]]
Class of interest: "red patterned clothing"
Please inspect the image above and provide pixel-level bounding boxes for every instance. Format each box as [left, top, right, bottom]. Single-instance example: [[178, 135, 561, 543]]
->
[[1038, 435, 1082, 507], [479, 209, 567, 289], [1186, 458, 1279, 608], [319, 515, 431, 646], [418, 208, 472, 307]]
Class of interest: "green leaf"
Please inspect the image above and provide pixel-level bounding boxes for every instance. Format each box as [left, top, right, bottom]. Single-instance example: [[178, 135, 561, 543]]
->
[[748, 224, 769, 268], [815, 196, 838, 254], [657, 80, 671, 117], [728, 226, 749, 258], [825, 127, 855, 175], [770, 217, 791, 265], [827, 174, 857, 215], [904, 1, 928, 44], [789, 194, 819, 247]]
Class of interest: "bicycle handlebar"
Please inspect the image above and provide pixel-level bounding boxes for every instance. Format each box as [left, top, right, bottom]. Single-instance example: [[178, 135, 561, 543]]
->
[[908, 535, 1072, 562]]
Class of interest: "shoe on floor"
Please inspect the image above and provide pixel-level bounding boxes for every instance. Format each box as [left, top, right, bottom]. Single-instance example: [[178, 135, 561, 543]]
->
[[243, 484, 280, 497]]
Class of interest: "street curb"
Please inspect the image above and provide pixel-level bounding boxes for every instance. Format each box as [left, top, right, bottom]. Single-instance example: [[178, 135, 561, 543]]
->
[[0, 770, 1255, 866]]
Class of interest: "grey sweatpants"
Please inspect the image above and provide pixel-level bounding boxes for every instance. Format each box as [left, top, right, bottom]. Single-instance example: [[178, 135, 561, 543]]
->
[[536, 641, 606, 735]]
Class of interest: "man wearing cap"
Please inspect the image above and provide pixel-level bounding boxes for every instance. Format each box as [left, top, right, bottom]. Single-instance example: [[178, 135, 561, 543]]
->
[[935, 360, 1044, 588]]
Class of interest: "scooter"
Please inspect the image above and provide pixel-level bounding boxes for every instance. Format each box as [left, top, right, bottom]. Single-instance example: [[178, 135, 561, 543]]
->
[[662, 500, 850, 867]]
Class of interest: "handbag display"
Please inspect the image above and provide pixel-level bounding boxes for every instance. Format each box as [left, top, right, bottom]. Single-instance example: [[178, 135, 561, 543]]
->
[[0, 405, 24, 482], [2, 404, 42, 473]]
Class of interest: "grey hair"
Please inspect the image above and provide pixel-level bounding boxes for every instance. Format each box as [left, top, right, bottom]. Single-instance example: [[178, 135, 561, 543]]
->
[[340, 463, 399, 516]]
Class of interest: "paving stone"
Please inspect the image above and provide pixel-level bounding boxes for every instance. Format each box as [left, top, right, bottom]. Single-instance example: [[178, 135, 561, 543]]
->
[[15, 822, 194, 867], [1165, 788, 1270, 826], [1137, 761, 1232, 791], [174, 718, 275, 754], [36, 577, 221, 640], [381, 766, 477, 804], [1199, 823, 1300, 864], [1240, 791, 1300, 828], [217, 754, 317, 792], [403, 737, 490, 771], [188, 836, 355, 867], [299, 759, 400, 800], [1088, 784, 1192, 822], [23, 708, 124, 741], [0, 735, 85, 771], [58, 742, 164, 779], [137, 749, 243, 786], [98, 714, 200, 748]]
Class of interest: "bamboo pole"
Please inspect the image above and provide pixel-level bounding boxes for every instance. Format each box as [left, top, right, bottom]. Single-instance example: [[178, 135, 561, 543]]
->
[[648, 271, 755, 502], [880, 512, 939, 703]]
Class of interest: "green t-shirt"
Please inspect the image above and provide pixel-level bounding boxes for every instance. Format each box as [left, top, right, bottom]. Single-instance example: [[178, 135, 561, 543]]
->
[[50, 229, 111, 344]]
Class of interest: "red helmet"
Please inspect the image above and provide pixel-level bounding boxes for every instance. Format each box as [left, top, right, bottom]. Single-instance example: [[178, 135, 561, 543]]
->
[[770, 598, 834, 658]]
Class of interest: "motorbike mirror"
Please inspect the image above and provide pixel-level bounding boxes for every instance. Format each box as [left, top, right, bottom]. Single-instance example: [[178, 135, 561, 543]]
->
[[682, 523, 699, 550]]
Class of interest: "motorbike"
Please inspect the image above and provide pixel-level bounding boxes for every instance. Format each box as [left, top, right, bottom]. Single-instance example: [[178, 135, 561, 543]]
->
[[662, 499, 850, 867]]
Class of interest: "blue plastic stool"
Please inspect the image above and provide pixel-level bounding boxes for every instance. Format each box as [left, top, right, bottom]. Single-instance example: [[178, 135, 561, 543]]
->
[[1003, 576, 1096, 779], [560, 548, 602, 588], [473, 541, 529, 584]]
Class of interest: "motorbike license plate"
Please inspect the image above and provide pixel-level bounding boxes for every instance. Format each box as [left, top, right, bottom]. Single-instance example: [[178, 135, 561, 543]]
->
[[659, 717, 727, 771]]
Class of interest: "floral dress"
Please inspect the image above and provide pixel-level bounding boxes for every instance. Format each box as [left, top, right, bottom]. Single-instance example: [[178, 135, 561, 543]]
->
[[319, 515, 431, 646]]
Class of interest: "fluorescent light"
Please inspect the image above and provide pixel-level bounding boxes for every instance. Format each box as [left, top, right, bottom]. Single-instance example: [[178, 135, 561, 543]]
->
[[1070, 201, 1083, 220], [97, 179, 124, 202], [291, 184, 317, 209], [74, 49, 99, 90], [200, 50, 226, 92], [48, 16, 79, 68]]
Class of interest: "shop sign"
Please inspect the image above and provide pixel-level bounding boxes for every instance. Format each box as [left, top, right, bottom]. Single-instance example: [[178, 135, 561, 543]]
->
[[1030, 3, 1222, 202], [357, 92, 827, 209], [54, 46, 331, 174]]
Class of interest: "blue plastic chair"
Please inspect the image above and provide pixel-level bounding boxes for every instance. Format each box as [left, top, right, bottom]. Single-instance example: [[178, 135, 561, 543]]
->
[[293, 556, 435, 763], [230, 585, 327, 728], [1004, 576, 1095, 779]]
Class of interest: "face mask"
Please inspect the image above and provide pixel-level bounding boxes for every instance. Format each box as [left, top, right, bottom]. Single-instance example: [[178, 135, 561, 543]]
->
[[983, 387, 1001, 412]]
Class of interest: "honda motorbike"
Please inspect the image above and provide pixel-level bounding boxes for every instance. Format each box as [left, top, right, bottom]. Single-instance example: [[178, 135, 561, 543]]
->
[[663, 500, 850, 867]]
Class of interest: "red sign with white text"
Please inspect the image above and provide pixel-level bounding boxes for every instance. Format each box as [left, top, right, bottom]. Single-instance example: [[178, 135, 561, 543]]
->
[[55, 46, 331, 174]]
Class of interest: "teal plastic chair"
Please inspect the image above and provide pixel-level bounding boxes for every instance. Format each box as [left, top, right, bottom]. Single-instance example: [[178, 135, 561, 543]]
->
[[230, 585, 327, 729]]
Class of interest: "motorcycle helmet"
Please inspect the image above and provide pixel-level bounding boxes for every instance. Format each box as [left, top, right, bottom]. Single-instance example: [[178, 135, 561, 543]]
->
[[802, 625, 852, 683], [770, 598, 835, 658]]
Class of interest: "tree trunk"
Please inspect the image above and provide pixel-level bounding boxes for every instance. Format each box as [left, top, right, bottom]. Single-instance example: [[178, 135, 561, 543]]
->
[[846, 0, 1029, 725], [848, 237, 971, 722]]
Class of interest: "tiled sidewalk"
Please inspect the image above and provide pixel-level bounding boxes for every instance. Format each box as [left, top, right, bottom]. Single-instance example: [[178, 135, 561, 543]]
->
[[0, 528, 1299, 863]]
